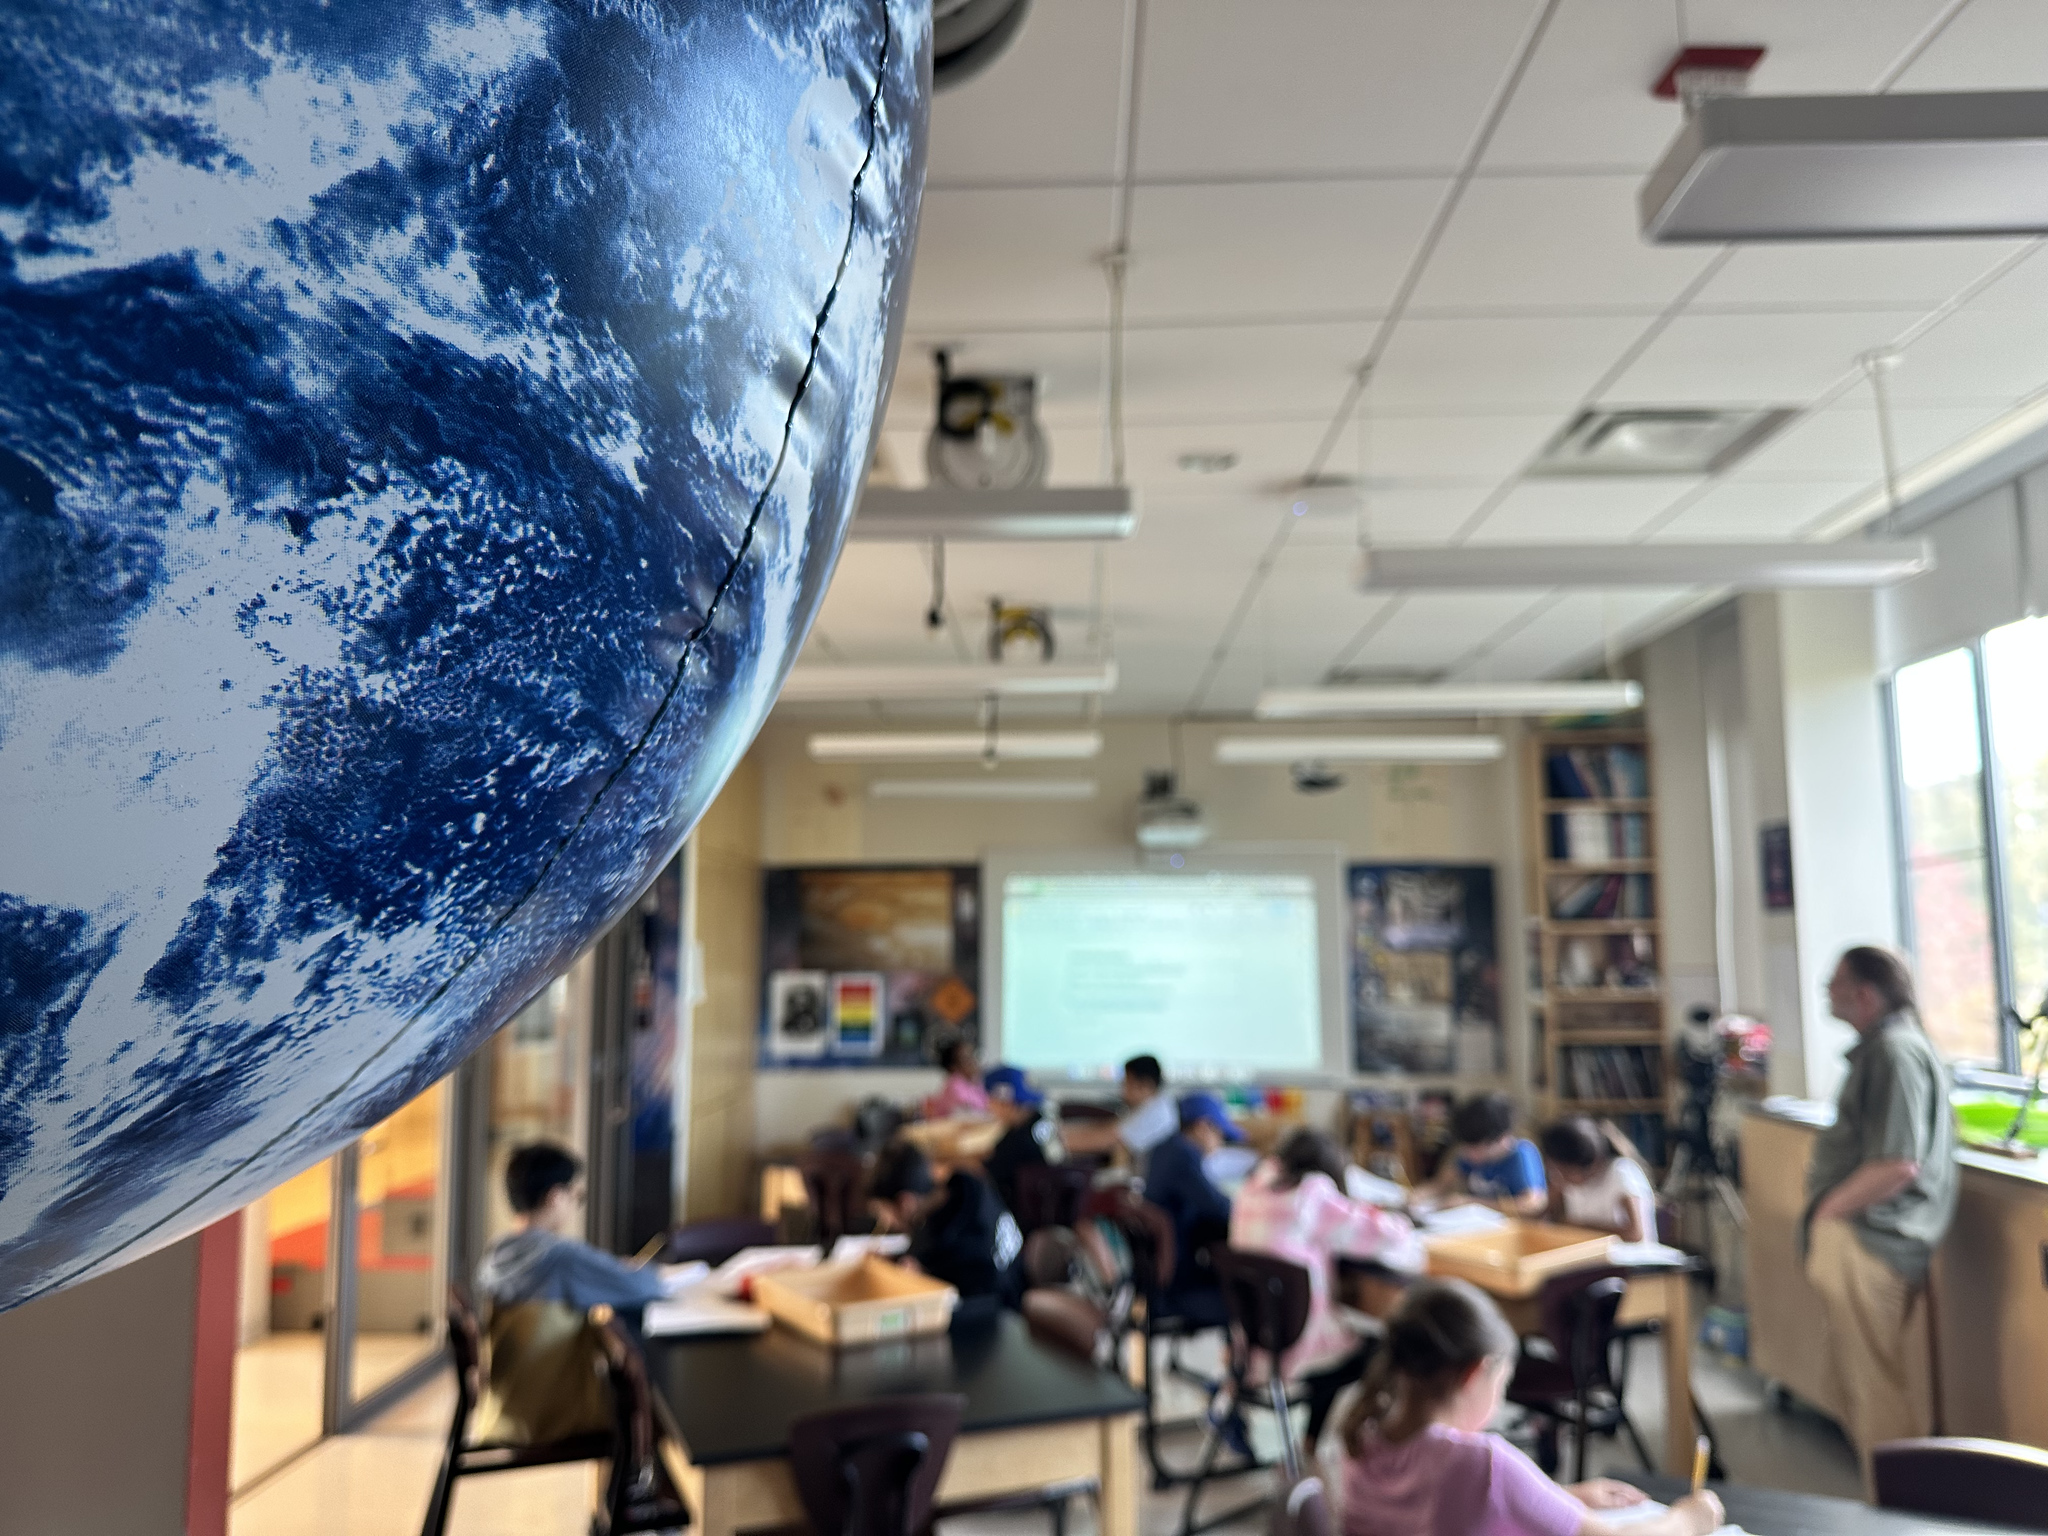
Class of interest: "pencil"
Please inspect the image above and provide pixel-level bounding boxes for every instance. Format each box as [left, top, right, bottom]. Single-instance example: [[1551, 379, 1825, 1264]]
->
[[1691, 1434, 1710, 1495]]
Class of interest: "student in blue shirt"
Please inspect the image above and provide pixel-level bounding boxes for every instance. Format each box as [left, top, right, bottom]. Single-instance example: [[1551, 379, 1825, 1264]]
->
[[1418, 1093, 1547, 1217]]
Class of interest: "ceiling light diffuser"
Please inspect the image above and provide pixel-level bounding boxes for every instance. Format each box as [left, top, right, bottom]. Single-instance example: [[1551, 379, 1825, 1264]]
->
[[807, 730, 1103, 762], [1214, 736, 1504, 765], [868, 778, 1098, 801], [1643, 90, 2048, 242], [849, 487, 1138, 541], [1356, 541, 1931, 591], [1255, 682, 1642, 720], [780, 662, 1117, 703]]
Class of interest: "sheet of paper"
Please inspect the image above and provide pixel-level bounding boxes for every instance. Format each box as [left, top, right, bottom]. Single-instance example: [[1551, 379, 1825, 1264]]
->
[[1345, 1165, 1410, 1208], [709, 1244, 822, 1295], [643, 1287, 770, 1337], [1418, 1204, 1510, 1236], [828, 1233, 910, 1263], [1608, 1240, 1689, 1267], [1589, 1499, 1744, 1535], [657, 1259, 711, 1296]]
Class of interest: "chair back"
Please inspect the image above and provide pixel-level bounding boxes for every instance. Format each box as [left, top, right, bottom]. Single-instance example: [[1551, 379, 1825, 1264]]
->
[[445, 1287, 484, 1413], [1267, 1467, 1335, 1536], [1014, 1161, 1093, 1234], [1871, 1437, 2048, 1531], [1085, 1185, 1176, 1294], [1022, 1287, 1110, 1363], [1022, 1225, 1081, 1288], [1212, 1248, 1313, 1366], [790, 1394, 965, 1536], [661, 1217, 776, 1267], [1532, 1269, 1628, 1390], [800, 1150, 868, 1249], [592, 1310, 656, 1513]]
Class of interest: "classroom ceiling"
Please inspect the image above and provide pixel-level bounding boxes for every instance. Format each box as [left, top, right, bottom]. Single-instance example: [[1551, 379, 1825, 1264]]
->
[[793, 0, 2048, 718]]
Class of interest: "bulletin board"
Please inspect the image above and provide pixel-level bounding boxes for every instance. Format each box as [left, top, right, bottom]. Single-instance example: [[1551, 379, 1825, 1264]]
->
[[1349, 863, 1500, 1075], [759, 865, 981, 1069]]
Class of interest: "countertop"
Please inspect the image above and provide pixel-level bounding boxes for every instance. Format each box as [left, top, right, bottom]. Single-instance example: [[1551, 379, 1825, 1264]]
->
[[1749, 1096, 2048, 1191]]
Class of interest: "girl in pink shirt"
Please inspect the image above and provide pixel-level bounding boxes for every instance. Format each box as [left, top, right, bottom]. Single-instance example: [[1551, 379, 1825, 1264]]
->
[[1339, 1280, 1721, 1536], [922, 1037, 991, 1119]]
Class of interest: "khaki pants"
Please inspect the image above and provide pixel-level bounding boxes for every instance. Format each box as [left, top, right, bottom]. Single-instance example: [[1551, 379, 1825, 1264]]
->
[[1806, 1219, 1932, 1473]]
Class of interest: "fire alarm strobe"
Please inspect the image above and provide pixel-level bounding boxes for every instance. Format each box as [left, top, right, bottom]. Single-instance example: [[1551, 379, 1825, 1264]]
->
[[1652, 45, 1766, 102]]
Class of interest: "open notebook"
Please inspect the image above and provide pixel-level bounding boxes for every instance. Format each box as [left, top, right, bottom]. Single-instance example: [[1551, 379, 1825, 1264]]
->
[[1596, 1499, 1745, 1534]]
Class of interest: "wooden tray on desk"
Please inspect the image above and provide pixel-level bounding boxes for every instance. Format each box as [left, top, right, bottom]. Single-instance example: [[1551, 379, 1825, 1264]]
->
[[1425, 1221, 1614, 1298], [753, 1256, 957, 1347], [899, 1117, 1003, 1163]]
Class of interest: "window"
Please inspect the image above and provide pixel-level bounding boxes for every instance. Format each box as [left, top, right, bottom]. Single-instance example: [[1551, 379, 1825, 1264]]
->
[[1890, 647, 2001, 1064], [1984, 617, 2048, 1021]]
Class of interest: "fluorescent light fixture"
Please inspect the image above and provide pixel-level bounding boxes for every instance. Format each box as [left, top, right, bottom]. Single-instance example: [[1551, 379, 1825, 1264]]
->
[[1643, 90, 2048, 242], [868, 778, 1098, 801], [808, 730, 1103, 762], [1215, 735, 1505, 765], [849, 486, 1138, 541], [780, 661, 1116, 703], [1356, 541, 1932, 591], [1256, 682, 1642, 720]]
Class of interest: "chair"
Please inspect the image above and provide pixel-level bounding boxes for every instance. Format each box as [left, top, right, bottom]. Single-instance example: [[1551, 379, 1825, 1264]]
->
[[1177, 1248, 1318, 1536], [800, 1149, 868, 1249], [422, 1290, 687, 1536], [789, 1394, 964, 1536], [1014, 1161, 1095, 1235], [1506, 1271, 1650, 1483], [1024, 1286, 1114, 1366], [660, 1216, 776, 1267], [1871, 1437, 2048, 1530]]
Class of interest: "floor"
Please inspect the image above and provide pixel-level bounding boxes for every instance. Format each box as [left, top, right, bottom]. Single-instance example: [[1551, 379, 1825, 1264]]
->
[[232, 1302, 1862, 1535], [232, 1331, 449, 1495]]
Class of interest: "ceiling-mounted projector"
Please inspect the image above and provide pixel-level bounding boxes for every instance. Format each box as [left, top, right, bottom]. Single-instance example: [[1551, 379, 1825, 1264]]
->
[[1642, 90, 2048, 242], [1134, 771, 1209, 851]]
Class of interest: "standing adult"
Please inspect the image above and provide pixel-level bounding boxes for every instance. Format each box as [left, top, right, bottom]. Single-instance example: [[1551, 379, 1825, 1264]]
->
[[1804, 946, 1958, 1472]]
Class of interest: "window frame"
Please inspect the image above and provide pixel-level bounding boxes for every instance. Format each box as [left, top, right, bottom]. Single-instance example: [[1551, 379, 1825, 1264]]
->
[[1884, 638, 2022, 1073]]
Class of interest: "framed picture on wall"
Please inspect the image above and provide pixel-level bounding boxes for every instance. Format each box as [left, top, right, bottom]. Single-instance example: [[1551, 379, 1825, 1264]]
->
[[1349, 864, 1500, 1075], [759, 865, 980, 1068]]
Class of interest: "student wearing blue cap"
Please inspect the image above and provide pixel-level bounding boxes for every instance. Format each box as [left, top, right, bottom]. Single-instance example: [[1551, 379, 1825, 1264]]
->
[[983, 1064, 1066, 1215], [1142, 1092, 1240, 1300]]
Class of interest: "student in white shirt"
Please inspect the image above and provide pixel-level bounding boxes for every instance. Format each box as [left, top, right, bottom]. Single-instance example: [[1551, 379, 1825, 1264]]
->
[[1539, 1117, 1658, 1243], [1061, 1054, 1178, 1171]]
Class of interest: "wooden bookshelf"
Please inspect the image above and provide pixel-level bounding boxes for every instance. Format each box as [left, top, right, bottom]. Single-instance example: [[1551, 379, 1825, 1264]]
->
[[1524, 726, 1669, 1167]]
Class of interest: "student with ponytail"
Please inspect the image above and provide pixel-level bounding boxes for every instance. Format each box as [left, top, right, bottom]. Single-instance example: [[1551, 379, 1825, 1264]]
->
[[1338, 1280, 1722, 1536]]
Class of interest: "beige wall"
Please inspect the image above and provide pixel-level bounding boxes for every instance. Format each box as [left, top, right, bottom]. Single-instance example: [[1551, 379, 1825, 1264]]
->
[[0, 1236, 201, 1536], [682, 751, 764, 1219], [740, 711, 1531, 1152]]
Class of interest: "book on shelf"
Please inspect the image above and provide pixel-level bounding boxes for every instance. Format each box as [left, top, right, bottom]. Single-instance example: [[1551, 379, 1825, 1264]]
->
[[1546, 810, 1650, 863], [1547, 872, 1655, 920], [1544, 742, 1649, 801], [1555, 932, 1658, 992], [1559, 1043, 1663, 1102]]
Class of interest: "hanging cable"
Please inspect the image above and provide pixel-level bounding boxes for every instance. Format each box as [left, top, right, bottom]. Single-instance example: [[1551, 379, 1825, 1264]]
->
[[1861, 348, 1904, 535], [980, 691, 999, 771], [926, 537, 946, 631]]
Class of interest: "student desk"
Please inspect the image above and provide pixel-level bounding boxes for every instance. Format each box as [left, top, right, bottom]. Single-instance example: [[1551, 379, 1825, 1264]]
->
[[1626, 1474, 2023, 1534], [645, 1312, 1143, 1536], [1345, 1238, 1701, 1479]]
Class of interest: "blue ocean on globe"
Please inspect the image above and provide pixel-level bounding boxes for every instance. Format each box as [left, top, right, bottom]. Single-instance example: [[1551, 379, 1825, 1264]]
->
[[0, 0, 927, 1309]]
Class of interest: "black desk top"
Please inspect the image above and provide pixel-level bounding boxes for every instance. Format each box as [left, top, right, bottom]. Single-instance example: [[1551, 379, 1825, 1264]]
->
[[646, 1312, 1145, 1466], [1628, 1474, 2022, 1534]]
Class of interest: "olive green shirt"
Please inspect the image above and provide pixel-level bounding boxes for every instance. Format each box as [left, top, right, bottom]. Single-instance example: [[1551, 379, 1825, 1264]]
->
[[1803, 1013, 1958, 1283]]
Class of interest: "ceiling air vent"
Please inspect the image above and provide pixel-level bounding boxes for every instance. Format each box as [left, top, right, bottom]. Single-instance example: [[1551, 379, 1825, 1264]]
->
[[1530, 406, 1796, 478]]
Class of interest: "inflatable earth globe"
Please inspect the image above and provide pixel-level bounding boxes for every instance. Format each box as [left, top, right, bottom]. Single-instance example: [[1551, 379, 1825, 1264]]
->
[[0, 0, 928, 1310]]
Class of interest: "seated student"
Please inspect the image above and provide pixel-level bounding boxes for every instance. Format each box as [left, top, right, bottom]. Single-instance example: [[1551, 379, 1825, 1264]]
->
[[868, 1139, 1024, 1315], [1142, 1092, 1239, 1294], [923, 1035, 992, 1119], [1540, 1117, 1658, 1243], [472, 1142, 675, 1445], [982, 1064, 1066, 1214], [1418, 1093, 1547, 1218], [1231, 1128, 1426, 1450], [1060, 1053, 1178, 1170], [1340, 1279, 1721, 1536]]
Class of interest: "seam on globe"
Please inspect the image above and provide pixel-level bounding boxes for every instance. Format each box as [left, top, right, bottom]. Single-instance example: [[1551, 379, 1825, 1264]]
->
[[20, 10, 893, 1309]]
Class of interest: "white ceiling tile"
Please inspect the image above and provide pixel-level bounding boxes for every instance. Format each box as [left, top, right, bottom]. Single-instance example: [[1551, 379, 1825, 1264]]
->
[[1466, 477, 1697, 543], [1961, 242, 2048, 309], [887, 329, 1104, 430], [1890, 310, 2048, 404], [1648, 480, 1870, 541], [1694, 239, 2031, 308], [1118, 321, 1380, 420], [1886, 0, 2048, 90], [1604, 311, 1913, 405], [1364, 413, 1566, 480], [1411, 175, 1716, 308], [1135, 0, 1544, 177], [1727, 401, 2017, 481], [1371, 314, 1649, 410], [1357, 485, 1502, 544], [1472, 589, 1695, 678], [1345, 593, 1555, 674], [925, 0, 1128, 184], [1125, 179, 1447, 322], [1479, 0, 1961, 172], [903, 188, 1115, 331]]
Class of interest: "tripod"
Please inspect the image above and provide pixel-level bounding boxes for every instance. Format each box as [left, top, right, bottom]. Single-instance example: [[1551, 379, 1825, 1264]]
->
[[1660, 1025, 1748, 1256]]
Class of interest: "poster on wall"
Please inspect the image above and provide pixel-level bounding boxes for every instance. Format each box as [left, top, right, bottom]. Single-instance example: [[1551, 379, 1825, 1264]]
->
[[1350, 864, 1500, 1075], [767, 970, 831, 1059], [760, 866, 980, 1067]]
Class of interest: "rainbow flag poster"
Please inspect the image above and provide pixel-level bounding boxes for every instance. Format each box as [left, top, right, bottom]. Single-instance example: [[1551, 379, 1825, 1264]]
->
[[830, 973, 885, 1056]]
